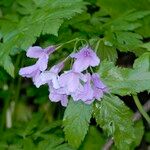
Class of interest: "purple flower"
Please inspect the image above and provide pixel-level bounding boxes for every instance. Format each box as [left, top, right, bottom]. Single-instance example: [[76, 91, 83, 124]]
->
[[71, 46, 100, 72], [19, 64, 39, 78], [58, 70, 87, 94], [92, 73, 108, 100], [72, 73, 94, 104], [34, 62, 64, 88], [26, 46, 55, 58], [19, 45, 55, 78], [49, 83, 68, 107]]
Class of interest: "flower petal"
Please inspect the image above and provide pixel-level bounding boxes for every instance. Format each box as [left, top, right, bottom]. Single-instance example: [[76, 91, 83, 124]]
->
[[59, 71, 81, 93], [26, 46, 43, 58], [50, 62, 64, 74], [19, 64, 38, 78], [92, 73, 107, 89], [44, 46, 55, 55], [72, 58, 90, 72], [37, 54, 49, 71], [49, 87, 68, 106]]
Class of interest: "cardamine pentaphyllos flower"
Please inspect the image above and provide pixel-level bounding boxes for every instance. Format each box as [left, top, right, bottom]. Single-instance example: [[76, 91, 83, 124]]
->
[[19, 46, 55, 78], [70, 46, 100, 72], [19, 44, 108, 107], [58, 70, 87, 94], [71, 73, 94, 104], [34, 62, 64, 88], [92, 73, 108, 100], [48, 82, 68, 106]]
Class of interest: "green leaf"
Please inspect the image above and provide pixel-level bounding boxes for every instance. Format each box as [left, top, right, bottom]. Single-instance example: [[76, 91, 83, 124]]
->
[[131, 121, 144, 149], [37, 135, 64, 150], [63, 100, 92, 148], [93, 95, 144, 150], [97, 40, 117, 62], [140, 42, 150, 51], [100, 9, 149, 55], [42, 19, 64, 36], [99, 60, 150, 95], [97, 0, 150, 17], [79, 126, 106, 150], [98, 0, 150, 37], [133, 52, 150, 71], [23, 138, 35, 150], [105, 31, 143, 53], [0, 0, 86, 76], [0, 55, 14, 77]]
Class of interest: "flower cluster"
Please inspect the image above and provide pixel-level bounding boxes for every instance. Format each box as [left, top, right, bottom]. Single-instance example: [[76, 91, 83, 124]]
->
[[19, 45, 108, 106]]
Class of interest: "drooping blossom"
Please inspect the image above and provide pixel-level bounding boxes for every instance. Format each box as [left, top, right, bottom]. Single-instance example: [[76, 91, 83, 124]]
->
[[72, 73, 94, 104], [48, 83, 68, 107], [58, 70, 87, 94], [19, 46, 55, 78], [19, 43, 108, 107], [92, 73, 108, 100], [72, 73, 108, 103], [34, 62, 64, 88], [26, 46, 55, 58], [71, 46, 100, 72]]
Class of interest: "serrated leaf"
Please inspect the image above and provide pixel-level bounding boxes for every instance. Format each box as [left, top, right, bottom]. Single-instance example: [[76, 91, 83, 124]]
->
[[54, 143, 75, 150], [0, 55, 14, 77], [63, 100, 92, 148], [97, 0, 150, 17], [97, 40, 117, 62], [23, 138, 35, 150], [98, 0, 150, 37], [37, 135, 64, 150], [93, 95, 144, 150], [42, 19, 64, 36], [99, 60, 150, 95], [140, 42, 150, 51], [0, 0, 86, 76], [79, 126, 106, 150], [124, 10, 150, 21], [133, 52, 150, 71]]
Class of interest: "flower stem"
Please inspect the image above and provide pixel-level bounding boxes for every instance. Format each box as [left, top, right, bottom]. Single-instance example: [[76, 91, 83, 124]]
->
[[56, 38, 79, 50], [133, 94, 150, 124]]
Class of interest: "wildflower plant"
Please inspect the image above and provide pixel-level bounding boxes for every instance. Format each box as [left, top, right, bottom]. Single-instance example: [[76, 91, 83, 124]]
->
[[0, 0, 150, 150], [19, 44, 108, 106]]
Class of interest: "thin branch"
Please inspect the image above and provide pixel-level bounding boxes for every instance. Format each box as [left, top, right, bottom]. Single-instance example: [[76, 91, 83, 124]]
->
[[102, 99, 150, 150]]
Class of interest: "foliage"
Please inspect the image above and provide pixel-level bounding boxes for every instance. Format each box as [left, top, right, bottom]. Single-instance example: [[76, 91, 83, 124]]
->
[[0, 0, 150, 150]]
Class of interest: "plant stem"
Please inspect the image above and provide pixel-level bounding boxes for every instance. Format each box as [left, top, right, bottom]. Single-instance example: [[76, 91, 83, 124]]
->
[[56, 38, 79, 50], [133, 94, 150, 124]]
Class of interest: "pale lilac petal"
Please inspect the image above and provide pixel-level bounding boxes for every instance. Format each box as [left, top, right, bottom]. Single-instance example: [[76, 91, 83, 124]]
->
[[91, 73, 108, 100], [26, 46, 43, 58], [72, 73, 94, 102], [72, 58, 90, 72], [71, 46, 100, 72], [50, 62, 64, 74], [70, 52, 80, 58], [19, 64, 38, 78], [44, 46, 55, 55], [49, 87, 68, 107], [51, 76, 60, 89], [37, 54, 49, 71], [49, 91, 61, 102], [35, 71, 60, 88], [93, 87, 103, 100], [92, 73, 107, 90], [59, 71, 82, 93], [60, 95, 68, 107], [58, 72, 69, 87], [84, 99, 94, 104], [89, 55, 100, 67], [32, 70, 42, 88]]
